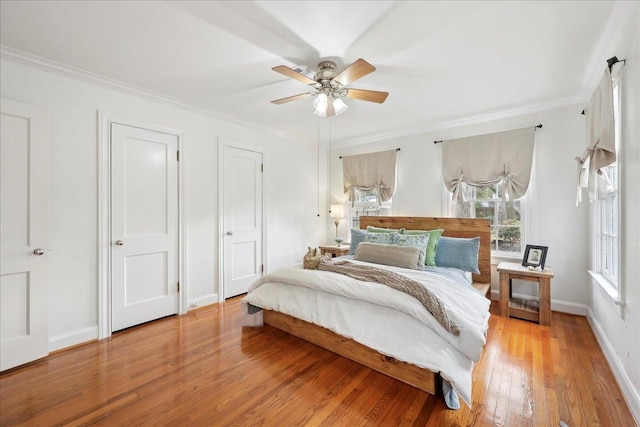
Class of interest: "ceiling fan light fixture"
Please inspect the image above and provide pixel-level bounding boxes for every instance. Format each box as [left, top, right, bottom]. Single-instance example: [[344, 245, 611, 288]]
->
[[272, 58, 387, 117], [333, 97, 348, 116], [313, 93, 328, 112], [313, 93, 329, 116]]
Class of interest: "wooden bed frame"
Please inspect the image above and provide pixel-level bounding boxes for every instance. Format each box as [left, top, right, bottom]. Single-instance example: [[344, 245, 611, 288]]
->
[[263, 216, 491, 395]]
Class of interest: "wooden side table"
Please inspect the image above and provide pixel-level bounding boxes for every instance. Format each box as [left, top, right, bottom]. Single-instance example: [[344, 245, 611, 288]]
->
[[497, 262, 554, 326], [319, 244, 350, 258]]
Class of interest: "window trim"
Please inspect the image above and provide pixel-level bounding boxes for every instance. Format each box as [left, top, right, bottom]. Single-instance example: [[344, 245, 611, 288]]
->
[[348, 188, 393, 229], [443, 183, 528, 261], [591, 197, 620, 291], [590, 70, 623, 312]]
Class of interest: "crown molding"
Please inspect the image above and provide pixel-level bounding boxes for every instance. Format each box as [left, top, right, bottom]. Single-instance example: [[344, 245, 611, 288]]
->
[[334, 96, 585, 147], [0, 45, 590, 148], [0, 45, 300, 142]]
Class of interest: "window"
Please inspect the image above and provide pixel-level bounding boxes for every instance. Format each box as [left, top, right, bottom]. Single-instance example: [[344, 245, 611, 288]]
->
[[454, 184, 525, 256], [594, 79, 620, 288], [349, 188, 391, 229]]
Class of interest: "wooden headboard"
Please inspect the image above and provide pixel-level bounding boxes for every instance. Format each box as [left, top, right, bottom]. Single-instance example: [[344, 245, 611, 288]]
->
[[359, 216, 491, 284]]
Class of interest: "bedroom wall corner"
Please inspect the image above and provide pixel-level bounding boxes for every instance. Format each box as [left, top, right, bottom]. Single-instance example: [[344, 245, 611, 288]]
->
[[0, 56, 323, 351], [331, 105, 590, 311], [587, 3, 640, 423]]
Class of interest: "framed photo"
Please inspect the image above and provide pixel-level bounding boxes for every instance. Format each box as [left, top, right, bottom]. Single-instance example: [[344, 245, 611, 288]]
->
[[522, 245, 548, 269]]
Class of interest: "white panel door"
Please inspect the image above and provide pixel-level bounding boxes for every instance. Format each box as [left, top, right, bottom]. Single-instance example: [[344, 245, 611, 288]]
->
[[111, 123, 179, 332], [223, 146, 263, 298], [0, 98, 49, 371]]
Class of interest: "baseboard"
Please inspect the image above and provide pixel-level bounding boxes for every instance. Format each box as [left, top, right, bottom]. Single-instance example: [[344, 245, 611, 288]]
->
[[490, 290, 588, 316], [550, 299, 588, 316], [189, 293, 219, 310], [587, 308, 640, 426], [47, 296, 220, 352], [49, 325, 98, 353]]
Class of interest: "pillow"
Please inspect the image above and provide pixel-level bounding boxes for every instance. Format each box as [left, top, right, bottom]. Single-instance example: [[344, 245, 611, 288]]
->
[[349, 229, 369, 255], [354, 242, 423, 270], [403, 228, 444, 266], [434, 236, 481, 274], [366, 226, 405, 234], [363, 232, 395, 245], [392, 233, 428, 266], [349, 229, 400, 255]]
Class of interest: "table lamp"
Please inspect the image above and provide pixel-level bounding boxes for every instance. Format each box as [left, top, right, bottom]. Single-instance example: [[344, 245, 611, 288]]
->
[[329, 204, 344, 242]]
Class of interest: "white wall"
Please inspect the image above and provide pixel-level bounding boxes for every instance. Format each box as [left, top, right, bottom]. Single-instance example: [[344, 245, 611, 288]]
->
[[0, 57, 325, 350], [587, 4, 640, 422], [330, 4, 640, 421], [1, 5, 637, 420], [331, 104, 590, 312]]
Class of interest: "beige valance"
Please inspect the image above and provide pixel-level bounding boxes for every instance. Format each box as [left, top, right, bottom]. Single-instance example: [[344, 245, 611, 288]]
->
[[442, 127, 535, 203], [575, 67, 616, 204], [343, 149, 397, 204]]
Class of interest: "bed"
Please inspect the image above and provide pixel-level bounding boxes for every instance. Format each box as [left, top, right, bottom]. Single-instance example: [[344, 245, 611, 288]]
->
[[242, 216, 491, 407]]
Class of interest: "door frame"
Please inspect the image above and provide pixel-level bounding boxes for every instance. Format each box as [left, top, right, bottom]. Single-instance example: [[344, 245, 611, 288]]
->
[[217, 138, 267, 302], [98, 112, 187, 339]]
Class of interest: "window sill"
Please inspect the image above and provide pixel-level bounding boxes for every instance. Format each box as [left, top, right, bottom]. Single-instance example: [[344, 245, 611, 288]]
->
[[490, 253, 523, 265], [589, 271, 625, 315]]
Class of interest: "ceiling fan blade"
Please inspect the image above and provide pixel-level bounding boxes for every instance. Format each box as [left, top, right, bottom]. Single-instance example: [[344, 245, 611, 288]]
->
[[272, 65, 317, 86], [346, 89, 389, 104], [333, 58, 375, 86], [271, 93, 315, 104]]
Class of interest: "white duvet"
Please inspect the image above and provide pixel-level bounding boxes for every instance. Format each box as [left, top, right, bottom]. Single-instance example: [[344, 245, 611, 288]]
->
[[242, 260, 491, 406]]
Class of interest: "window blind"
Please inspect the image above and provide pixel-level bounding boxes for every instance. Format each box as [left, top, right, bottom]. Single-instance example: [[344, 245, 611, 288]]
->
[[342, 149, 397, 205], [442, 127, 535, 203], [575, 67, 617, 204]]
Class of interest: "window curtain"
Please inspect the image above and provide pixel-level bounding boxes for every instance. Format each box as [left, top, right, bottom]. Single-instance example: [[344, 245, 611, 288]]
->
[[575, 67, 616, 204], [442, 127, 535, 204], [343, 149, 397, 205]]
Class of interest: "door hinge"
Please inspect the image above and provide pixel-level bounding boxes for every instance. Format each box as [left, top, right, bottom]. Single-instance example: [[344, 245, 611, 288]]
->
[[177, 281, 180, 292], [261, 163, 263, 173], [177, 150, 180, 161], [261, 264, 264, 273]]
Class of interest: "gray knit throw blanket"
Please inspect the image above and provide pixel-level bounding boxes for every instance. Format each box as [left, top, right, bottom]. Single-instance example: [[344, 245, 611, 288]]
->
[[318, 259, 460, 336]]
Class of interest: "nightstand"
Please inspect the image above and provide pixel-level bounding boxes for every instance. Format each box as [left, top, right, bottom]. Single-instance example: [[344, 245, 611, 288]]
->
[[319, 244, 350, 258], [497, 262, 554, 326]]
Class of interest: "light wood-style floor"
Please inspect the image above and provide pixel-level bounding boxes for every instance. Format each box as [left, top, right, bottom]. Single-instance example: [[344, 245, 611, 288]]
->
[[1, 297, 636, 426]]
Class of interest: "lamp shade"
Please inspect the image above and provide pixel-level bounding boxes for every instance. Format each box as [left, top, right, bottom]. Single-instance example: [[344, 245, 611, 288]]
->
[[333, 98, 348, 115], [313, 93, 328, 117], [330, 204, 344, 218]]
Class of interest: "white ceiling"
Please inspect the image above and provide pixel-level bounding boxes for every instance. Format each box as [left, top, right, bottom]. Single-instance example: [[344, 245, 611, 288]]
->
[[0, 1, 618, 143]]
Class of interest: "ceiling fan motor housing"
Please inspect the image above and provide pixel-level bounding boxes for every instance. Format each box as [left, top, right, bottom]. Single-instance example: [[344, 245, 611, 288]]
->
[[315, 61, 339, 85]]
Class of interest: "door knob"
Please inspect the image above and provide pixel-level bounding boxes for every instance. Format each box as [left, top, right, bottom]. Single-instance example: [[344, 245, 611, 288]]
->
[[115, 240, 125, 246], [226, 231, 233, 236], [33, 248, 45, 255]]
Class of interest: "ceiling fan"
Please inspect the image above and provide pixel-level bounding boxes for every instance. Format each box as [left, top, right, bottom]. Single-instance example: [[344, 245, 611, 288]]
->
[[271, 58, 389, 117]]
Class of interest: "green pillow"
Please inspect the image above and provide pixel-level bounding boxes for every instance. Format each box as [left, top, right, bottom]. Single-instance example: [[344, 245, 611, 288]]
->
[[403, 228, 444, 266], [366, 226, 405, 234]]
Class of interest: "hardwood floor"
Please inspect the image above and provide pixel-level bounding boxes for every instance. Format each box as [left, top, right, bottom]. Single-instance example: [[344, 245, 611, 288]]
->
[[1, 298, 636, 426]]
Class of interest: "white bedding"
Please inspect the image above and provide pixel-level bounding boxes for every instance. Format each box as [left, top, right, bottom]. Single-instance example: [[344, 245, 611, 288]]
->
[[242, 260, 491, 406]]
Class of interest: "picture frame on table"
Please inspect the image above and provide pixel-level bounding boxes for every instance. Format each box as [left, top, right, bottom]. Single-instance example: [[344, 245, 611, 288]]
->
[[522, 245, 548, 269]]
